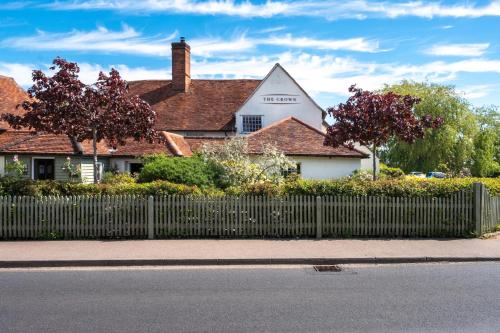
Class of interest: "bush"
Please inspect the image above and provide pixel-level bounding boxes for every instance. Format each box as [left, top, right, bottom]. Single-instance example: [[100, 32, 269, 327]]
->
[[380, 164, 405, 179], [138, 154, 219, 188], [282, 178, 500, 197], [225, 181, 281, 196], [0, 177, 498, 198], [0, 178, 221, 197], [101, 172, 136, 184]]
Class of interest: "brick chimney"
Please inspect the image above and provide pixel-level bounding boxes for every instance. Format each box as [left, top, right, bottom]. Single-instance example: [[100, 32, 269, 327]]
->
[[171, 37, 191, 92]]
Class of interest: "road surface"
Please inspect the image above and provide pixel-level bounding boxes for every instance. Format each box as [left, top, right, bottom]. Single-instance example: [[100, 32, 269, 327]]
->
[[1, 263, 499, 332]]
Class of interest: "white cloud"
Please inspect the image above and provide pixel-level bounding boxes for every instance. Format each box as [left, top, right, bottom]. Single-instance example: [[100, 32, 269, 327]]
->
[[39, 0, 500, 19], [261, 34, 381, 53], [1, 25, 178, 56], [0, 62, 34, 86], [258, 26, 287, 34], [425, 43, 490, 57], [2, 54, 500, 101], [460, 84, 495, 100], [1, 26, 382, 56]]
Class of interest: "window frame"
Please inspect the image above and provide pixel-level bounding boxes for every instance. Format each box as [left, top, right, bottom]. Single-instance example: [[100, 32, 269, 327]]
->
[[282, 162, 301, 178], [31, 156, 56, 180], [241, 115, 263, 134]]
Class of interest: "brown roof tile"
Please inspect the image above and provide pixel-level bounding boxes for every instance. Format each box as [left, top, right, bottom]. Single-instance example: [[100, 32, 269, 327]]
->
[[0, 130, 111, 156], [183, 137, 227, 152], [0, 76, 28, 129], [246, 117, 369, 158], [128, 79, 260, 132], [0, 131, 76, 155]]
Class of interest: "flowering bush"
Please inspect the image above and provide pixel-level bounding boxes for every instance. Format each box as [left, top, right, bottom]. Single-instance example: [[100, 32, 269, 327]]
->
[[61, 157, 81, 182], [200, 137, 294, 187], [4, 155, 27, 179]]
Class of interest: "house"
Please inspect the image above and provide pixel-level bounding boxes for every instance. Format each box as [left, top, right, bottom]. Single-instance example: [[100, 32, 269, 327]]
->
[[0, 38, 368, 182]]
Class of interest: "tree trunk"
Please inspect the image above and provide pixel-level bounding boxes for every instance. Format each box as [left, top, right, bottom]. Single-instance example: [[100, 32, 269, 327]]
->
[[92, 128, 99, 184], [372, 144, 377, 181]]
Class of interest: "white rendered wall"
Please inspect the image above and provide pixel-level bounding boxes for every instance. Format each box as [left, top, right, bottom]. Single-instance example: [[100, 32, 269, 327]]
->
[[354, 143, 380, 171], [235, 65, 324, 133], [292, 156, 362, 180]]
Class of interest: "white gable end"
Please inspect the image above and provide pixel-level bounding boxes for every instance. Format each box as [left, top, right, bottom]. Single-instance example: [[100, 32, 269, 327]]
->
[[235, 64, 324, 134]]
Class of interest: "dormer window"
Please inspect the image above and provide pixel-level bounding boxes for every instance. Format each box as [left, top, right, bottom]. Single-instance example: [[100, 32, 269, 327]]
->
[[242, 115, 262, 133]]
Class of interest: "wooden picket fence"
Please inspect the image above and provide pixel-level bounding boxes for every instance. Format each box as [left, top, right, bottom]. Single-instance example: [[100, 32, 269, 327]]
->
[[0, 183, 498, 240]]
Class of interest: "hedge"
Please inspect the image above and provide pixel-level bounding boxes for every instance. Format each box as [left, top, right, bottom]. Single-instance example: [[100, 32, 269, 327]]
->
[[228, 178, 500, 197], [0, 178, 223, 197], [0, 177, 498, 198]]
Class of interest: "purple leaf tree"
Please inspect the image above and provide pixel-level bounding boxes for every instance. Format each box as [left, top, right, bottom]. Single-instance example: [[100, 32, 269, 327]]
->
[[1, 58, 157, 183], [324, 85, 442, 180]]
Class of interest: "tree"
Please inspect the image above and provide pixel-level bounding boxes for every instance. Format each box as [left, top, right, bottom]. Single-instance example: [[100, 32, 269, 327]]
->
[[471, 106, 499, 177], [200, 137, 295, 187], [1, 58, 157, 183], [325, 85, 442, 180], [381, 81, 477, 174]]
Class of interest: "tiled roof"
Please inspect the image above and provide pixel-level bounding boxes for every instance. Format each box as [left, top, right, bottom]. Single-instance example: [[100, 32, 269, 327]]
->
[[127, 79, 261, 132], [108, 132, 192, 157], [0, 129, 194, 158], [0, 76, 28, 129], [246, 117, 369, 158], [0, 130, 112, 156], [0, 131, 78, 155], [183, 137, 227, 152]]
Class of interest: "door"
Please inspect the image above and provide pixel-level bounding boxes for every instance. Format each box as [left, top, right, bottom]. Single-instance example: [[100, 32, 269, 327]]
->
[[34, 158, 55, 180]]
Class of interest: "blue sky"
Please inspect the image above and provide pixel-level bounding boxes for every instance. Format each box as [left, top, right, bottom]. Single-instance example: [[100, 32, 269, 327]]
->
[[0, 0, 499, 108]]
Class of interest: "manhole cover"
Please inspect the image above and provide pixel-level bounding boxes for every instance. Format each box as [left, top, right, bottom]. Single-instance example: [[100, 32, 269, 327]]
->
[[313, 265, 342, 272]]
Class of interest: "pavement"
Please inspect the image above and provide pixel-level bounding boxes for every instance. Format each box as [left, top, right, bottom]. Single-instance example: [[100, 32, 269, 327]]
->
[[1, 238, 500, 267], [2, 263, 500, 332]]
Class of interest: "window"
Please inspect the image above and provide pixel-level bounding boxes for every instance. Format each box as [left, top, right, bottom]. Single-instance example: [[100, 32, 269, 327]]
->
[[129, 163, 143, 175], [33, 158, 55, 180], [282, 163, 301, 178], [242, 115, 262, 133]]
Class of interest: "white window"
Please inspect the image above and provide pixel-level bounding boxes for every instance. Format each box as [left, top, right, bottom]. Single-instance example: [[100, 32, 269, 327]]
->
[[242, 115, 262, 133]]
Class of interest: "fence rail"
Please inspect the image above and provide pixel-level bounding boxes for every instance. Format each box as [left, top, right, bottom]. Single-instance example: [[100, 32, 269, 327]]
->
[[0, 183, 498, 240]]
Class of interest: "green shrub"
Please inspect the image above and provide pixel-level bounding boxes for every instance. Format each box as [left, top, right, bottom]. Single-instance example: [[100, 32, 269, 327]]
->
[[101, 172, 136, 184], [380, 164, 405, 179], [282, 178, 500, 197], [225, 181, 281, 196], [0, 178, 220, 196], [138, 154, 219, 188]]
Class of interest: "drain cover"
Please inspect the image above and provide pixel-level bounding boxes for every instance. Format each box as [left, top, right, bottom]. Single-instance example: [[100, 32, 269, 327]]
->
[[313, 265, 342, 272]]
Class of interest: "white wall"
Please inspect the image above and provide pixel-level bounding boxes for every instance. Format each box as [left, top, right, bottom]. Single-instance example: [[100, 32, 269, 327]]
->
[[0, 155, 4, 176], [354, 143, 380, 172], [235, 64, 323, 133], [292, 156, 361, 180]]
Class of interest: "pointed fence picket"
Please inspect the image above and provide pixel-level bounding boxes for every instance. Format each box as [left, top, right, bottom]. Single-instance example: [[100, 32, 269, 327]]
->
[[0, 183, 498, 240]]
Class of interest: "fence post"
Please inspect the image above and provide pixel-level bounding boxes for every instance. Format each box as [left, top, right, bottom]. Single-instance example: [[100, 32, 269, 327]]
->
[[473, 183, 484, 236], [316, 196, 322, 239], [148, 195, 154, 239]]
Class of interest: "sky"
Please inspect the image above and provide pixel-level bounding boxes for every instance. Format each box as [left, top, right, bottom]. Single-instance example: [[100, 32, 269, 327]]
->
[[0, 0, 500, 108]]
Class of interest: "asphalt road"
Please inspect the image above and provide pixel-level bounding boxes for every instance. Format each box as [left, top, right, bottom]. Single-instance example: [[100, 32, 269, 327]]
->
[[1, 263, 499, 333]]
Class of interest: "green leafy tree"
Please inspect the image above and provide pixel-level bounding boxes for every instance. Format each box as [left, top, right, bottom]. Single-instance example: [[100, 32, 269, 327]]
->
[[471, 106, 499, 177], [381, 81, 477, 175]]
